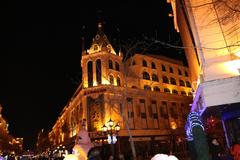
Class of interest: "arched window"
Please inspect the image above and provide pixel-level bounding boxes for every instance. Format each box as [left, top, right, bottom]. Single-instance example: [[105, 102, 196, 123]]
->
[[144, 85, 151, 91], [142, 72, 150, 80], [181, 91, 186, 96], [132, 60, 136, 65], [109, 60, 113, 69], [109, 75, 114, 84], [93, 44, 99, 51], [151, 62, 156, 69], [115, 62, 120, 71], [107, 44, 112, 53], [178, 69, 182, 75], [96, 59, 102, 85], [179, 80, 185, 86], [162, 76, 169, 83], [117, 77, 121, 86], [186, 81, 191, 88], [169, 67, 173, 73], [170, 77, 176, 85], [164, 88, 170, 93], [152, 74, 159, 82], [153, 86, 160, 92], [142, 60, 147, 67], [172, 89, 178, 95], [185, 71, 188, 77], [188, 92, 193, 96], [87, 61, 93, 87], [162, 65, 166, 71]]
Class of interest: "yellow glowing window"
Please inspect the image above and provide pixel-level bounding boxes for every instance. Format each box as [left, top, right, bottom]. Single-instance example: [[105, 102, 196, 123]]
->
[[94, 45, 99, 51]]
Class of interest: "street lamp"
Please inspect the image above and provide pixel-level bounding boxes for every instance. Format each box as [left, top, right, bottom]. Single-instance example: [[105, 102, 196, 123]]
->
[[102, 119, 121, 158], [107, 119, 114, 128], [170, 121, 177, 155]]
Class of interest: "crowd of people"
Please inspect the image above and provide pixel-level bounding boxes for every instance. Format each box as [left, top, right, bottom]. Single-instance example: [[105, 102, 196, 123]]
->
[[208, 138, 240, 160]]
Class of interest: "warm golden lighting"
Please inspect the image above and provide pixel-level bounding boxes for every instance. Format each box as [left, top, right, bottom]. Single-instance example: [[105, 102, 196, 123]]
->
[[170, 121, 177, 130], [61, 133, 64, 142], [93, 81, 97, 86], [107, 119, 114, 127], [64, 154, 78, 160], [236, 50, 240, 57], [102, 125, 107, 132], [223, 59, 240, 75], [102, 79, 110, 85], [115, 124, 120, 132]]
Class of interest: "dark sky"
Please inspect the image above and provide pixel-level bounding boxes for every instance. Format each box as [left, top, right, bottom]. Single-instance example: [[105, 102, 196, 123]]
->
[[0, 0, 184, 150]]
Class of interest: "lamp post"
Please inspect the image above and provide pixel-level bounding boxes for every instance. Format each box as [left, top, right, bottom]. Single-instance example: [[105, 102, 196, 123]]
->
[[170, 121, 177, 155], [102, 119, 120, 159]]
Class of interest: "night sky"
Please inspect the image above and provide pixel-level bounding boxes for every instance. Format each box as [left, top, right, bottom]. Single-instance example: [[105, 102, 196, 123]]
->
[[0, 0, 185, 150]]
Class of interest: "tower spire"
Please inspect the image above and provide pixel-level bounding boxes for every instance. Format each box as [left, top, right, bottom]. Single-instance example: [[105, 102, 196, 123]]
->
[[97, 10, 104, 32], [98, 22, 103, 31], [81, 25, 87, 55]]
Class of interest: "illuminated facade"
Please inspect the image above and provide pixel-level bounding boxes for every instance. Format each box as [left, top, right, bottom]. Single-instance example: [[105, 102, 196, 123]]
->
[[0, 105, 23, 154], [168, 0, 240, 147], [48, 23, 193, 155], [36, 129, 50, 154]]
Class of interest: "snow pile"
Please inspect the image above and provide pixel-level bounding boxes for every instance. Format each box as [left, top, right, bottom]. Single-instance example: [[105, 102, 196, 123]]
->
[[151, 154, 178, 160]]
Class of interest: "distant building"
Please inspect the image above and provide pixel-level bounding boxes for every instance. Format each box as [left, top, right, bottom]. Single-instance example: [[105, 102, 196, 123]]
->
[[168, 0, 240, 147], [36, 129, 50, 154], [48, 23, 193, 156], [0, 105, 23, 155]]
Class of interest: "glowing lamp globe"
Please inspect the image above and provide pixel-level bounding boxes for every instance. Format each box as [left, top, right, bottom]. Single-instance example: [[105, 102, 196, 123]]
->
[[102, 125, 107, 132], [107, 119, 114, 127], [115, 124, 120, 132]]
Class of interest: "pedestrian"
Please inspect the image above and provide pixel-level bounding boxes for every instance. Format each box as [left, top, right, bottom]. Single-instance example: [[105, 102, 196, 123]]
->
[[108, 155, 114, 160], [209, 138, 223, 160], [230, 141, 240, 160], [221, 146, 234, 160], [87, 146, 103, 160], [118, 153, 125, 160]]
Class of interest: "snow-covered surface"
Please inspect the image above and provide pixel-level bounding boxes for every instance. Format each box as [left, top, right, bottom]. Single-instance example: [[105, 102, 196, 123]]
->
[[151, 154, 178, 160]]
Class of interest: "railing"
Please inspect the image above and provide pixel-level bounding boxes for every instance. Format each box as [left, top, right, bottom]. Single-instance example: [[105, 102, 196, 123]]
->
[[88, 131, 106, 139]]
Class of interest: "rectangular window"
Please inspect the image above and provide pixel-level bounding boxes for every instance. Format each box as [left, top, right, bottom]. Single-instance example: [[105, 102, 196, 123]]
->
[[170, 108, 174, 117], [151, 101, 159, 128], [153, 113, 158, 119], [172, 102, 178, 119], [148, 105, 153, 117], [140, 99, 147, 128], [162, 101, 168, 119], [127, 98, 134, 129], [160, 107, 164, 117]]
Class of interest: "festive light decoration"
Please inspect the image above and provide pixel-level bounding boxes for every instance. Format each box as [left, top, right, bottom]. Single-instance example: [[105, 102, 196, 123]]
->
[[185, 111, 204, 141], [204, 115, 219, 132], [185, 111, 211, 160]]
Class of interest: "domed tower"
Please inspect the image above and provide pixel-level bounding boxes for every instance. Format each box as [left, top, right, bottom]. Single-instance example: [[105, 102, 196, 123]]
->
[[81, 22, 123, 89]]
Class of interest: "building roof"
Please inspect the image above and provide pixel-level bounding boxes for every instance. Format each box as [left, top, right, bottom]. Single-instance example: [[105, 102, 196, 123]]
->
[[134, 53, 184, 65], [87, 22, 116, 55]]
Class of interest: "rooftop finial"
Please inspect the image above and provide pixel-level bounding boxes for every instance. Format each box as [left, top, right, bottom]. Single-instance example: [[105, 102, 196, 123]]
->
[[98, 22, 103, 29], [97, 10, 104, 31]]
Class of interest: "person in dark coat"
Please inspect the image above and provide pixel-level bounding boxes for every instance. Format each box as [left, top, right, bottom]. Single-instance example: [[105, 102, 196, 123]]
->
[[209, 138, 223, 160]]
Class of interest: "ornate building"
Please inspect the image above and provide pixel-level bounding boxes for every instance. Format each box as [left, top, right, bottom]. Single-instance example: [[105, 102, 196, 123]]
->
[[36, 129, 50, 154], [0, 105, 23, 155], [48, 23, 193, 156]]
